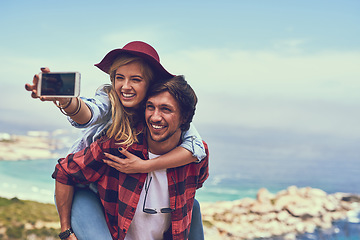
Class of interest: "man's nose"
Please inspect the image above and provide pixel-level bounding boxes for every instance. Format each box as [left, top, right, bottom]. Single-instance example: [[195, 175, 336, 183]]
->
[[150, 109, 162, 122]]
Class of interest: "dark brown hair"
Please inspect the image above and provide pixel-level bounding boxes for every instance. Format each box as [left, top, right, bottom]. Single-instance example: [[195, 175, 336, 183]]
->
[[147, 75, 197, 131]]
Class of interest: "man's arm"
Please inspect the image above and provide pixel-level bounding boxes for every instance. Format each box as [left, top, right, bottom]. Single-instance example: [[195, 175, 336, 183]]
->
[[55, 181, 77, 239]]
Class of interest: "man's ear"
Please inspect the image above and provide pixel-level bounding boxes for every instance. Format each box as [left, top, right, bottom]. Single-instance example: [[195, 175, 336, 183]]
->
[[180, 115, 188, 130], [181, 114, 188, 125]]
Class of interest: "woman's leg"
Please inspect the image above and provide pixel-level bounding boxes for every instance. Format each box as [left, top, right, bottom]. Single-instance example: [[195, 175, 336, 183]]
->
[[188, 198, 204, 240], [70, 187, 113, 240]]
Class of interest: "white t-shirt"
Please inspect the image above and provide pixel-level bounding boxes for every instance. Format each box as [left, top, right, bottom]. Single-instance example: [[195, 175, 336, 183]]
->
[[125, 152, 171, 240]]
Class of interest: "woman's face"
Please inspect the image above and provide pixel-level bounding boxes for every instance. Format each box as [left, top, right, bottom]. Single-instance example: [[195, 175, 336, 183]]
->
[[114, 61, 150, 108]]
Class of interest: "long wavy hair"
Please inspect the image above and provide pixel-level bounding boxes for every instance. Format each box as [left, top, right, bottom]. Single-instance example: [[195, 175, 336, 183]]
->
[[104, 54, 154, 147]]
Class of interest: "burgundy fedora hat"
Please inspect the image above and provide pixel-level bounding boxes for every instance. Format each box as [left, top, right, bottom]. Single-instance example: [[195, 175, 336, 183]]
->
[[95, 41, 173, 81]]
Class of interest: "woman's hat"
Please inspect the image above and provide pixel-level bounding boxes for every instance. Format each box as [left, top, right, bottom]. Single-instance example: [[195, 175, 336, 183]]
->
[[95, 41, 173, 81]]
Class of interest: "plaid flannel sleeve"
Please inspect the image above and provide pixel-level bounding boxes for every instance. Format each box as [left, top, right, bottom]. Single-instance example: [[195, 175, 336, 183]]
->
[[52, 138, 110, 185]]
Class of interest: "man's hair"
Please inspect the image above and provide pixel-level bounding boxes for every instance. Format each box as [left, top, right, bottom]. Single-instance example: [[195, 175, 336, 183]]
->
[[147, 75, 197, 131]]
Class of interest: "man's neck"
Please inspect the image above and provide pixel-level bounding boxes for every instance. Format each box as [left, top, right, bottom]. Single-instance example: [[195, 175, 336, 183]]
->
[[146, 130, 182, 155]]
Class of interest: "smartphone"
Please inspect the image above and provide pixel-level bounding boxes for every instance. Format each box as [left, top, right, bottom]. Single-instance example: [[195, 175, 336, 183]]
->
[[37, 72, 81, 97]]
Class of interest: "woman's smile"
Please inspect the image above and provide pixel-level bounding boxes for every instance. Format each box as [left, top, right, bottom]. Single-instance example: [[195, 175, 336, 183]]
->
[[114, 62, 149, 108]]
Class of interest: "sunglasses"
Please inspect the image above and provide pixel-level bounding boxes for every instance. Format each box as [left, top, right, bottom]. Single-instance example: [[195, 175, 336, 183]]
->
[[143, 176, 177, 214]]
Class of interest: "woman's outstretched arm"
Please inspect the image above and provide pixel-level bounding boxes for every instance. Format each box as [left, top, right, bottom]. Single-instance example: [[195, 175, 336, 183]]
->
[[25, 67, 92, 125]]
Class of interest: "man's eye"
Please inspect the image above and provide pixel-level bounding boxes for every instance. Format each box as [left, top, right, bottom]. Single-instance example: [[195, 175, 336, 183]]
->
[[146, 105, 154, 110]]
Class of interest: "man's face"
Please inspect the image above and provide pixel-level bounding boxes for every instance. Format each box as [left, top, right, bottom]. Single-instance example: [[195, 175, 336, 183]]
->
[[145, 91, 184, 143]]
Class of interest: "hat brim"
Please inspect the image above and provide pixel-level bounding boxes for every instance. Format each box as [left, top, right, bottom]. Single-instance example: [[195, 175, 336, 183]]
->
[[94, 49, 173, 81]]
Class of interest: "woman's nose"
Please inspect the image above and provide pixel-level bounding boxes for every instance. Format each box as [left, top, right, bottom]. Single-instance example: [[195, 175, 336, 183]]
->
[[122, 79, 131, 89]]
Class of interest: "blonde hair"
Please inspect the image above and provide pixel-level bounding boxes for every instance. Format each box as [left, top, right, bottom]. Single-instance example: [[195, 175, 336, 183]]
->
[[105, 54, 154, 146]]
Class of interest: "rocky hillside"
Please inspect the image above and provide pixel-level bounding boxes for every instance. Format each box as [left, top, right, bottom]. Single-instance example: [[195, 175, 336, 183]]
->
[[201, 186, 360, 240], [1, 186, 359, 239]]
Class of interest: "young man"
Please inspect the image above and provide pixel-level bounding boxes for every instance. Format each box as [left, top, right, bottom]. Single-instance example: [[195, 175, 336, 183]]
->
[[52, 75, 209, 240]]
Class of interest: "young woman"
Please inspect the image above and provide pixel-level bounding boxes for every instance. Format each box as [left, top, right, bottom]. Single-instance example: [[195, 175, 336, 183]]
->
[[25, 41, 206, 240]]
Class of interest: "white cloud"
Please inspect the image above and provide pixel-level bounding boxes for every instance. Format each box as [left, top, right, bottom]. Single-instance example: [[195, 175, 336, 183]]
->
[[2, 44, 360, 139], [164, 48, 360, 103], [162, 48, 360, 138], [272, 38, 309, 54]]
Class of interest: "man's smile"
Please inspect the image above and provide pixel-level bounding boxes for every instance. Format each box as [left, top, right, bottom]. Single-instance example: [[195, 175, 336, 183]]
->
[[150, 123, 166, 130]]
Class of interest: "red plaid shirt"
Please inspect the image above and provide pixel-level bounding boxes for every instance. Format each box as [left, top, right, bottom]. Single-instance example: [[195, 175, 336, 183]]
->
[[52, 130, 209, 240]]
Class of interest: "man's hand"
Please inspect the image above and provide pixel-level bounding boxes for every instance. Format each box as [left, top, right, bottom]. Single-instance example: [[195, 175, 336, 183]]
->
[[67, 233, 78, 240], [103, 148, 149, 174]]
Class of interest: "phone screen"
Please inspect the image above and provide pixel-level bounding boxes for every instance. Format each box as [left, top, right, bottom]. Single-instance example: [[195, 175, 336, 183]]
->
[[40, 73, 76, 96]]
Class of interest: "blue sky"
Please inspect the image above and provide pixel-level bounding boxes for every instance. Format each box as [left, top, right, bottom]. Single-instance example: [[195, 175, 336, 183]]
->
[[1, 0, 359, 142]]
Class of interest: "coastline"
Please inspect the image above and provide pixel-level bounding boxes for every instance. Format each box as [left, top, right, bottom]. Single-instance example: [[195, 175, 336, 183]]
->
[[2, 133, 360, 239], [0, 187, 359, 240], [0, 132, 60, 161], [201, 186, 360, 240]]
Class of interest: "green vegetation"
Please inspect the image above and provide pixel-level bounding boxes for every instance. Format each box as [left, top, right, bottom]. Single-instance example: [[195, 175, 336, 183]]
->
[[0, 197, 60, 240]]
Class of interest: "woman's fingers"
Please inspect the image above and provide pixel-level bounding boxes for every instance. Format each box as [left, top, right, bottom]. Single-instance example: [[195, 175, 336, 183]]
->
[[103, 160, 117, 168], [41, 67, 50, 73], [31, 91, 38, 99], [104, 153, 125, 164], [25, 83, 32, 91], [104, 152, 118, 161], [118, 147, 134, 158], [26, 67, 53, 100]]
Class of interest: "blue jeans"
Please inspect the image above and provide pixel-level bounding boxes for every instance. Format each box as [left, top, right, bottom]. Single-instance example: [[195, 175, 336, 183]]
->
[[189, 198, 204, 240], [70, 188, 204, 240], [71, 188, 113, 239]]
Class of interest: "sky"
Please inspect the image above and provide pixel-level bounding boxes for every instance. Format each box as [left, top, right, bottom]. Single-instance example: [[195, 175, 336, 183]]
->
[[1, 0, 360, 156]]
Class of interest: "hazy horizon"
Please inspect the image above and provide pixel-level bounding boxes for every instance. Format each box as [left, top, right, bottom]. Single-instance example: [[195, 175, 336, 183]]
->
[[1, 1, 359, 167]]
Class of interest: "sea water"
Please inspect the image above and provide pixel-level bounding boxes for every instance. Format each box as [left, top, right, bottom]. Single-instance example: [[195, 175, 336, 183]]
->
[[1, 123, 360, 239]]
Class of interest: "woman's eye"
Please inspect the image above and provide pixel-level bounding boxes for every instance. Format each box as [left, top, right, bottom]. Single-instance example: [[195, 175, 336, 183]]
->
[[132, 78, 142, 82]]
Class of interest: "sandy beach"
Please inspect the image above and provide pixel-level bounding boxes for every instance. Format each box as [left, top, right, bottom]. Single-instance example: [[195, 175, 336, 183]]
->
[[0, 133, 59, 161]]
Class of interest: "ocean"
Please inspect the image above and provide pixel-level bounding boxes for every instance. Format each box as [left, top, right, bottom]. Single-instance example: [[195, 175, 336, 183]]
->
[[1, 123, 359, 239]]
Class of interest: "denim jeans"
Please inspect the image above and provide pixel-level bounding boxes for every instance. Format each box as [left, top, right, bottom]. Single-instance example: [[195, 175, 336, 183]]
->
[[69, 188, 204, 240], [71, 188, 113, 239], [189, 198, 205, 240]]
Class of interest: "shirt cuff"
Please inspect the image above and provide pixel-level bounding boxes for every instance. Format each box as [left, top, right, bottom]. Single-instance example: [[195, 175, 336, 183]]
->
[[180, 136, 207, 162]]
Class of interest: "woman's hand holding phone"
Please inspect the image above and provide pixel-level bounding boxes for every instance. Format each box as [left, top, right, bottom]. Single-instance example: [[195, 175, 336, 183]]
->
[[25, 67, 51, 100], [25, 67, 79, 105]]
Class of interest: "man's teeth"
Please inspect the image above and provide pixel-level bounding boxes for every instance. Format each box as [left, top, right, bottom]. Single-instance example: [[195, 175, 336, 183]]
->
[[152, 124, 165, 129]]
